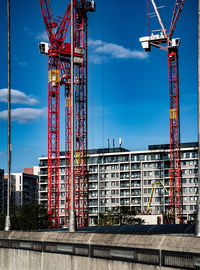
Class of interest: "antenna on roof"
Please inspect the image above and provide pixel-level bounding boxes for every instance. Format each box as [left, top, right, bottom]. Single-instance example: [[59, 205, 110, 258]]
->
[[113, 138, 115, 148], [108, 139, 110, 149], [119, 138, 122, 148]]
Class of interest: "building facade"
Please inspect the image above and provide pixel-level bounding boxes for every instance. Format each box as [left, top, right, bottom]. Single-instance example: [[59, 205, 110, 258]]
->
[[2, 173, 38, 210], [13, 173, 38, 206], [0, 169, 5, 212], [38, 143, 198, 226]]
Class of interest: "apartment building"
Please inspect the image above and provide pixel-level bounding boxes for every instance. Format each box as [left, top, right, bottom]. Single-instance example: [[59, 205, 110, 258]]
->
[[0, 169, 5, 212], [3, 173, 38, 209], [38, 142, 199, 226], [13, 173, 38, 206]]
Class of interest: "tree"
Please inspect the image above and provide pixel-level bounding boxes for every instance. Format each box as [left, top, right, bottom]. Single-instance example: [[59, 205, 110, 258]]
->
[[0, 212, 6, 230], [0, 205, 51, 230], [98, 206, 144, 226]]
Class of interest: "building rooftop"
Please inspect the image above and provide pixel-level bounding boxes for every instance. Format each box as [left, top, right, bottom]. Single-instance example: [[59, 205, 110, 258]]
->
[[148, 142, 198, 151], [40, 142, 198, 159]]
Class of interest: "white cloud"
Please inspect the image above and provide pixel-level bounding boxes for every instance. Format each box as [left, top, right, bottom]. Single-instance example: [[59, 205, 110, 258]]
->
[[88, 39, 103, 47], [36, 31, 49, 42], [23, 26, 33, 36], [0, 108, 47, 123], [18, 61, 28, 66], [0, 152, 3, 157], [88, 38, 148, 63], [0, 89, 38, 105]]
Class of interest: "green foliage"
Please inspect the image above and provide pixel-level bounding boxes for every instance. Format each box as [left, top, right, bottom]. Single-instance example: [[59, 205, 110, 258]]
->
[[0, 212, 6, 230], [0, 205, 51, 231], [98, 206, 144, 226], [188, 211, 196, 224]]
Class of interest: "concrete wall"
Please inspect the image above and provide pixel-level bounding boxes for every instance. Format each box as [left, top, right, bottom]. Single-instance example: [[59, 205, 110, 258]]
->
[[0, 248, 175, 270], [0, 231, 199, 270]]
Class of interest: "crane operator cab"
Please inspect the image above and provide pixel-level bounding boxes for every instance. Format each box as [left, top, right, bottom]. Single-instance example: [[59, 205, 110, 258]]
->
[[85, 1, 95, 12], [39, 42, 50, 55]]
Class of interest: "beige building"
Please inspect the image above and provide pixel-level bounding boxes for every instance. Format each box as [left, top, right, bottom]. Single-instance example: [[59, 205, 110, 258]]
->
[[38, 142, 198, 226]]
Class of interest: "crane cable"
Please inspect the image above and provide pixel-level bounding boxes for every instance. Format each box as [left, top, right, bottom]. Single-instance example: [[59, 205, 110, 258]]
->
[[101, 0, 105, 152]]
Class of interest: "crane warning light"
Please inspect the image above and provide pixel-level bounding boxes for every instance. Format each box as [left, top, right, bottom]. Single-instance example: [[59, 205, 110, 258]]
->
[[39, 42, 50, 55]]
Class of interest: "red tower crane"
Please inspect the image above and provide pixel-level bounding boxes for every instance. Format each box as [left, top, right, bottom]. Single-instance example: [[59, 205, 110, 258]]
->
[[140, 0, 185, 223], [39, 0, 95, 228]]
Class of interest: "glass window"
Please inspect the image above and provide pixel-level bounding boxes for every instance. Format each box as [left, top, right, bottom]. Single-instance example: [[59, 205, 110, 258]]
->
[[189, 178, 193, 184], [182, 178, 186, 184]]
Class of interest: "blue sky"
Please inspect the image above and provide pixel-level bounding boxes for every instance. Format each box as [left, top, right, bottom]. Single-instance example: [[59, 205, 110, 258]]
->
[[0, 0, 198, 172]]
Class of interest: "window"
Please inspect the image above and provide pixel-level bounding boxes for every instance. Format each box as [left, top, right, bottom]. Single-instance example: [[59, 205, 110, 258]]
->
[[186, 152, 190, 158], [183, 187, 187, 193], [182, 178, 186, 184], [111, 164, 119, 170], [111, 190, 115, 195], [111, 198, 115, 203], [144, 171, 152, 177], [194, 178, 198, 183], [60, 200, 64, 205], [189, 187, 193, 193], [131, 163, 140, 170]]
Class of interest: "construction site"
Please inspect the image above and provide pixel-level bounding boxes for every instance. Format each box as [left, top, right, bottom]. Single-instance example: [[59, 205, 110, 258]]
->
[[30, 0, 197, 230], [1, 0, 200, 269]]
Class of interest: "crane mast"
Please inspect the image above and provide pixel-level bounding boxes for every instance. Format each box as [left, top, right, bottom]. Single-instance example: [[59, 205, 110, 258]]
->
[[39, 0, 95, 228], [140, 0, 185, 223]]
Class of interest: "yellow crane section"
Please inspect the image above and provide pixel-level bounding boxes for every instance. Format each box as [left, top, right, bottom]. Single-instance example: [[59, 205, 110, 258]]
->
[[147, 180, 168, 214]]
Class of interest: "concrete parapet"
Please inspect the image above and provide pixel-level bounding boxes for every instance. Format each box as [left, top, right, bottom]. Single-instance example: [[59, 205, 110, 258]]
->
[[0, 231, 199, 253], [0, 231, 199, 269]]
